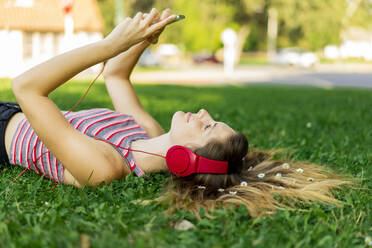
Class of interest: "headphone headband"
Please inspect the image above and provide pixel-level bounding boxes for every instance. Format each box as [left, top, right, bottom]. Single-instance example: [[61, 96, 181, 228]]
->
[[166, 145, 228, 177]]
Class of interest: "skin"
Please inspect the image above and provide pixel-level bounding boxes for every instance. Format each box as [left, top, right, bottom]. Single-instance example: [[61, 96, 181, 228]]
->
[[4, 8, 235, 188], [130, 109, 235, 174]]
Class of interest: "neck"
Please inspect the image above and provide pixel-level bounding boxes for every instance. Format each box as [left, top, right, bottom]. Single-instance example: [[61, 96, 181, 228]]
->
[[130, 132, 174, 173]]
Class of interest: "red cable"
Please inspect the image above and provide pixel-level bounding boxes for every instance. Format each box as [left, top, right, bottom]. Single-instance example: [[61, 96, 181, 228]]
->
[[12, 61, 165, 189], [63, 63, 104, 116], [94, 138, 165, 159], [13, 62, 106, 187]]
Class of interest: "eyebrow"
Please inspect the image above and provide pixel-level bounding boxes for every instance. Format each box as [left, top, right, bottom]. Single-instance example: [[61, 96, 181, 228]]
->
[[209, 122, 218, 132]]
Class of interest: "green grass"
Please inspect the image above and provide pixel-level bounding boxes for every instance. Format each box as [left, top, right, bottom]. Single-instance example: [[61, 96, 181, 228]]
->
[[0, 78, 371, 248]]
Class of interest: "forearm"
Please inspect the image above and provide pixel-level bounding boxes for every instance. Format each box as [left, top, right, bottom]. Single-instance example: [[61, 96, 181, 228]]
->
[[103, 41, 151, 80], [13, 39, 117, 96]]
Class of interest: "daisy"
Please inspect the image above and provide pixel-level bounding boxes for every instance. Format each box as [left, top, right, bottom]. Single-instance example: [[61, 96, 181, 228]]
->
[[218, 188, 225, 192], [282, 163, 290, 169], [275, 173, 282, 178], [257, 173, 265, 179], [198, 185, 206, 189], [365, 236, 372, 246], [296, 168, 304, 173], [229, 191, 237, 195], [240, 181, 248, 187]]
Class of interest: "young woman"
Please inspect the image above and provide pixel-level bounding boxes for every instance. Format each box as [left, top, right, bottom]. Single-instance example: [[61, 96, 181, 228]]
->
[[0, 9, 351, 217]]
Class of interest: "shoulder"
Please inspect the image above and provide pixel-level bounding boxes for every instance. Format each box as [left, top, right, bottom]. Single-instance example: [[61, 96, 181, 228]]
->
[[129, 112, 165, 138]]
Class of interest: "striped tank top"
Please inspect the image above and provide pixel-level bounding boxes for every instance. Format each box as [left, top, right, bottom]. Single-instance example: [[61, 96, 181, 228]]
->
[[8, 108, 150, 183]]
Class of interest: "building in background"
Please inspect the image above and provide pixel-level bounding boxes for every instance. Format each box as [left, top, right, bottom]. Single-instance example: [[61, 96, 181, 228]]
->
[[0, 0, 104, 78]]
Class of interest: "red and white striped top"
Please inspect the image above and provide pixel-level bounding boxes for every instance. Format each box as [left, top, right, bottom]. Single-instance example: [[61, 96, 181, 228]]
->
[[8, 108, 150, 183]]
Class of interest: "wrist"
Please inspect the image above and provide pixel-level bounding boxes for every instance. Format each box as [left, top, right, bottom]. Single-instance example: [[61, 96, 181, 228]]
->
[[101, 37, 127, 58], [137, 40, 151, 50], [128, 41, 150, 57]]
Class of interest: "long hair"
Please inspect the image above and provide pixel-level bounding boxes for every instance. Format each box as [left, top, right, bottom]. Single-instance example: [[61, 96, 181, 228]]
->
[[157, 132, 353, 218]]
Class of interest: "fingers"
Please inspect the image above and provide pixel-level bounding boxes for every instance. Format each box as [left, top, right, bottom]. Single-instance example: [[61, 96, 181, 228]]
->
[[160, 8, 171, 20], [133, 12, 143, 23], [143, 8, 170, 23], [143, 8, 159, 26], [147, 14, 177, 34]]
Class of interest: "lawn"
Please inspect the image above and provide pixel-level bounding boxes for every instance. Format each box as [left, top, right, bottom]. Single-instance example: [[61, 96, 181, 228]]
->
[[0, 78, 371, 248]]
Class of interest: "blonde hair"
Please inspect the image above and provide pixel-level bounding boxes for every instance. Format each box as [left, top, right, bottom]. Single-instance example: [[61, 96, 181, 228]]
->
[[156, 133, 353, 219]]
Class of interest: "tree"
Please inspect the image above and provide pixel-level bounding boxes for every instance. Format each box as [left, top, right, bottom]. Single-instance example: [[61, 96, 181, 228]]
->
[[97, 0, 116, 36], [96, 0, 370, 54], [154, 0, 236, 52], [348, 0, 372, 28], [223, 0, 266, 61], [125, 0, 154, 15], [270, 0, 347, 50]]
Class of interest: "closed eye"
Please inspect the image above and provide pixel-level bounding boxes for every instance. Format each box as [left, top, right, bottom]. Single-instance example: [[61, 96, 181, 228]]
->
[[204, 124, 212, 130], [204, 123, 217, 131]]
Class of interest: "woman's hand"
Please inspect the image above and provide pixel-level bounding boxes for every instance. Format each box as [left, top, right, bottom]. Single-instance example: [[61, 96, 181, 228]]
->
[[104, 8, 177, 56], [145, 8, 173, 44]]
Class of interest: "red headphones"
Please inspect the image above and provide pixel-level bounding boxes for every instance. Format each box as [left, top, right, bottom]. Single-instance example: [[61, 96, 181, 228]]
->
[[166, 145, 228, 177]]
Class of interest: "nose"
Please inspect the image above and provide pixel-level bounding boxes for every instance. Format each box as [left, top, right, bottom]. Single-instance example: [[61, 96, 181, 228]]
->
[[197, 109, 213, 121], [197, 109, 207, 117]]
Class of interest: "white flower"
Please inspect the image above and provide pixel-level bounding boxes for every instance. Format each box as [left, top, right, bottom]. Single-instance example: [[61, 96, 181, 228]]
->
[[197, 185, 206, 189], [275, 173, 282, 178], [45, 202, 49, 206], [229, 191, 237, 195], [258, 173, 265, 179], [218, 188, 225, 192], [306, 122, 312, 128], [296, 168, 304, 173], [278, 186, 285, 189], [282, 163, 290, 169], [240, 181, 248, 187], [365, 236, 372, 246], [307, 177, 314, 182]]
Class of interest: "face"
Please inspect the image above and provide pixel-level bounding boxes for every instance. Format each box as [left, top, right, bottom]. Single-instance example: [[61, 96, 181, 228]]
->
[[169, 109, 236, 149]]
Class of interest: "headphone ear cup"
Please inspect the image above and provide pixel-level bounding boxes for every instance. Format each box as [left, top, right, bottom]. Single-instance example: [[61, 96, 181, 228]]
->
[[166, 146, 195, 177], [166, 145, 228, 177]]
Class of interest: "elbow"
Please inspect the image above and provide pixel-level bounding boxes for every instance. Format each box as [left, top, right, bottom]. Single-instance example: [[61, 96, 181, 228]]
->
[[12, 77, 23, 96], [12, 77, 31, 98], [84, 166, 122, 187], [12, 76, 43, 97]]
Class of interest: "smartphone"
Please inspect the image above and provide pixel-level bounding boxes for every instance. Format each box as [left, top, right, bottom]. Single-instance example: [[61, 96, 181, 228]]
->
[[169, 15, 185, 25]]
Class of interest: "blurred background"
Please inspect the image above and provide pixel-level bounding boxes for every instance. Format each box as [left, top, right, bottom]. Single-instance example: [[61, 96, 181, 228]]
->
[[1, 0, 372, 87]]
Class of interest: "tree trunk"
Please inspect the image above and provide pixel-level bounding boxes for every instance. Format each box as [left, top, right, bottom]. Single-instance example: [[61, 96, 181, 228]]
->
[[340, 0, 362, 39], [115, 0, 125, 25], [267, 8, 278, 62], [235, 24, 250, 64]]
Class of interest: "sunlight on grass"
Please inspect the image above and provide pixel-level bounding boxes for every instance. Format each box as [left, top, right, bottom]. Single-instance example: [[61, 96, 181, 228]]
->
[[0, 79, 371, 247]]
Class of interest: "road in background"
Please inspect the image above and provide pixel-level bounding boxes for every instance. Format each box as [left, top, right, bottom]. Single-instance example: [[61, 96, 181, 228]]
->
[[76, 64, 372, 88]]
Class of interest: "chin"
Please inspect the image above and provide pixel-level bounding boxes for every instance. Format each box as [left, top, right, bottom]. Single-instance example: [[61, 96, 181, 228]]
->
[[171, 111, 184, 123], [169, 111, 186, 138]]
